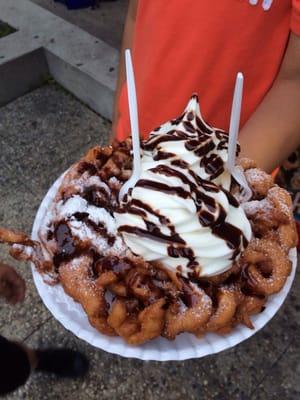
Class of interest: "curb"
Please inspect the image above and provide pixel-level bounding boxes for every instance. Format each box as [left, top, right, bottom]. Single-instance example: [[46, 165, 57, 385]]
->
[[0, 0, 118, 119]]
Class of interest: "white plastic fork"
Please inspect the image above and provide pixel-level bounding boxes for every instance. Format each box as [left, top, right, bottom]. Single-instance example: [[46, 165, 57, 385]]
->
[[227, 72, 252, 202], [118, 49, 141, 202]]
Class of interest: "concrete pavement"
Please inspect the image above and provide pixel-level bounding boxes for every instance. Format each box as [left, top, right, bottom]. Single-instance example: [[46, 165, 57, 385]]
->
[[30, 0, 127, 49], [0, 0, 120, 119]]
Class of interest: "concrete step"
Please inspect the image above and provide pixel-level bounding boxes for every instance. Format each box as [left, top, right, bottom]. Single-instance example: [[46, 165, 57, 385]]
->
[[0, 0, 120, 119]]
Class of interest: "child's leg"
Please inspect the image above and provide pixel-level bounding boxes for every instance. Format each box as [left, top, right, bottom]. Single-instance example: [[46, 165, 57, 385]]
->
[[0, 334, 89, 395], [0, 335, 31, 395]]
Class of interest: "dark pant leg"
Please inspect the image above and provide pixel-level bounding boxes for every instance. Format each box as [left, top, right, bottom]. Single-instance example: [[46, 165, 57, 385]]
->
[[0, 335, 31, 396]]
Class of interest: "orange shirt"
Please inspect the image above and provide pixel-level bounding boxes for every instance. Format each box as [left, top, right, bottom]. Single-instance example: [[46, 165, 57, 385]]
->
[[116, 0, 300, 141]]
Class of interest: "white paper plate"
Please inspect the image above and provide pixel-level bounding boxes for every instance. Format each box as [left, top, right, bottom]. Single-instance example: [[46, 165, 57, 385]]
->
[[31, 172, 298, 361]]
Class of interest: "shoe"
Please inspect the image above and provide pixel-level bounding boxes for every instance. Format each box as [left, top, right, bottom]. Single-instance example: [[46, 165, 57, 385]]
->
[[36, 348, 89, 378]]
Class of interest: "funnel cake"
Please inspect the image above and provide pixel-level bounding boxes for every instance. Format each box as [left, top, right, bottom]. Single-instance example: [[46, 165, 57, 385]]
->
[[0, 96, 297, 345]]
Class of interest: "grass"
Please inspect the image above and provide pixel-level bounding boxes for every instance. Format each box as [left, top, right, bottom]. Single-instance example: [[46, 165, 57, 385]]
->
[[0, 21, 16, 39]]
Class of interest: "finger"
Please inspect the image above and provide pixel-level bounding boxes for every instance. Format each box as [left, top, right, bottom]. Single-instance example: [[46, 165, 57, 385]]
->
[[7, 292, 19, 305], [5, 268, 24, 286], [15, 280, 26, 303], [11, 276, 26, 304], [2, 269, 26, 304], [0, 283, 13, 302], [4, 283, 24, 305], [0, 281, 15, 304]]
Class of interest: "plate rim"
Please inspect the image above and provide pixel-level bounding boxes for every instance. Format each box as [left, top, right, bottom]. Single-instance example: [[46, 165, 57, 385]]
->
[[31, 171, 298, 361]]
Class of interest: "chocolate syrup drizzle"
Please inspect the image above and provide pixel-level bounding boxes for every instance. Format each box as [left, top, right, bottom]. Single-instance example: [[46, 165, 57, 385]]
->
[[53, 221, 77, 270], [118, 96, 248, 273], [52, 172, 117, 269], [51, 96, 248, 277], [143, 102, 227, 183]]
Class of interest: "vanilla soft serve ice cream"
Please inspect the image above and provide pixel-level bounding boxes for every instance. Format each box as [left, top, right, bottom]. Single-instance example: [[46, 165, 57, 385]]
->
[[114, 95, 252, 278]]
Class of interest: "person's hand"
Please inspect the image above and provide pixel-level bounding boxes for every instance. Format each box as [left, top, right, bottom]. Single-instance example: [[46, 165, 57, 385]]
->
[[0, 263, 26, 305]]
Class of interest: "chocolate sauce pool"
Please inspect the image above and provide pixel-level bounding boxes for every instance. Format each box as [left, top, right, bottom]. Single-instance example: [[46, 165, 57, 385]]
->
[[53, 222, 77, 269]]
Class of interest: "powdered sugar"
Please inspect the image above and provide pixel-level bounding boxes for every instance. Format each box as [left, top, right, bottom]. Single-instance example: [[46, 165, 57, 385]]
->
[[12, 243, 32, 257], [56, 194, 127, 256], [69, 220, 110, 252], [245, 168, 271, 186], [57, 195, 117, 235], [242, 198, 273, 217], [109, 176, 121, 187], [57, 196, 88, 217], [278, 201, 291, 219], [66, 256, 84, 271]]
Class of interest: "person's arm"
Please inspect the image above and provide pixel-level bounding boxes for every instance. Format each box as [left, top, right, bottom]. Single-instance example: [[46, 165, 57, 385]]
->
[[239, 33, 300, 172], [110, 0, 138, 142], [0, 262, 25, 304]]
